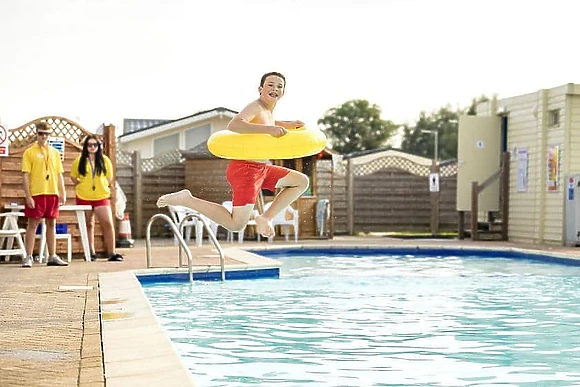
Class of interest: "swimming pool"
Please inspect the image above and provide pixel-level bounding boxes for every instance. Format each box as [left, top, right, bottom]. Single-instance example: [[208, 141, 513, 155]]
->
[[141, 248, 580, 386]]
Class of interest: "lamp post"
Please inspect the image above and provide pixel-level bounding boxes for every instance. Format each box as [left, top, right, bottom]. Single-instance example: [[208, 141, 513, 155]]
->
[[421, 129, 438, 162], [421, 129, 440, 236]]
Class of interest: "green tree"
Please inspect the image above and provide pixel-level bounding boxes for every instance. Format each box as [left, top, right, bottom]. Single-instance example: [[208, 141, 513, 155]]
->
[[400, 95, 489, 160], [400, 106, 459, 160], [318, 99, 398, 154]]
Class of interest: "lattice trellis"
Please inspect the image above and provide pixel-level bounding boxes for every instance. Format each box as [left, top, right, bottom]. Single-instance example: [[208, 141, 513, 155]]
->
[[317, 159, 347, 176], [439, 162, 457, 177], [8, 116, 89, 149], [141, 149, 184, 173], [351, 156, 458, 177], [116, 150, 133, 166], [353, 156, 431, 177]]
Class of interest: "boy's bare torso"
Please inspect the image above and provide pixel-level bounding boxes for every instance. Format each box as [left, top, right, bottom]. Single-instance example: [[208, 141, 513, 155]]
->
[[248, 100, 274, 126]]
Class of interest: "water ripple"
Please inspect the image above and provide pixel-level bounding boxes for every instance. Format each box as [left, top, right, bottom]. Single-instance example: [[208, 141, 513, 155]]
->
[[145, 254, 580, 386]]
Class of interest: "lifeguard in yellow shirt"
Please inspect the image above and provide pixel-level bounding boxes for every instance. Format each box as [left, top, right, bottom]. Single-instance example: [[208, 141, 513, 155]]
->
[[21, 122, 68, 267], [70, 136, 123, 262]]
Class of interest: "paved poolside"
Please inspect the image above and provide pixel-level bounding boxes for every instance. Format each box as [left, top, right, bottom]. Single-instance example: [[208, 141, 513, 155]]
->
[[2, 236, 580, 386]]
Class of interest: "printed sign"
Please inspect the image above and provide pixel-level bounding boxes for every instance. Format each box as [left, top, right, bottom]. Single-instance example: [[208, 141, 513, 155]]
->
[[48, 137, 65, 161], [0, 124, 9, 157], [546, 145, 560, 192], [429, 173, 440, 192]]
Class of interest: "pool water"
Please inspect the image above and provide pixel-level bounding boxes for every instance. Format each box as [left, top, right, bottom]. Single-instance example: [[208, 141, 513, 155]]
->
[[142, 252, 580, 386]]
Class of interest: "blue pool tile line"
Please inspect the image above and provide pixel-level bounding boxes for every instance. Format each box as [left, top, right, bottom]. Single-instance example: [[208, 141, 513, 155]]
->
[[136, 246, 580, 286], [250, 246, 580, 266], [137, 267, 279, 284]]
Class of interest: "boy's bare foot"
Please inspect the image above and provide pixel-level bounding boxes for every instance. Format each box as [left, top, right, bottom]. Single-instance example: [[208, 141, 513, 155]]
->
[[156, 189, 192, 208], [255, 214, 275, 238]]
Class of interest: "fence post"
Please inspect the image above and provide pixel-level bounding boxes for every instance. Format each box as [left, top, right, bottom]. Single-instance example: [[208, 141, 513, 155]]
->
[[501, 152, 510, 241], [471, 181, 479, 241], [458, 211, 465, 239], [329, 159, 335, 239], [132, 151, 143, 238], [346, 158, 354, 235], [430, 160, 440, 235], [103, 124, 117, 228]]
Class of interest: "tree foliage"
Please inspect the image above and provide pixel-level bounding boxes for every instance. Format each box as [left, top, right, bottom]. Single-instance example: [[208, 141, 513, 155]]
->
[[399, 95, 489, 160], [318, 99, 398, 154]]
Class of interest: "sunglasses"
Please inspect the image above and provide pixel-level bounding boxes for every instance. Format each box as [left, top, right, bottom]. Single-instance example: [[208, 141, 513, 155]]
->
[[37, 132, 50, 137], [87, 143, 99, 148]]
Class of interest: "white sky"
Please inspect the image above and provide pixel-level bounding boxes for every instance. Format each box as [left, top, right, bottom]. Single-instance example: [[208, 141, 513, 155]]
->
[[0, 0, 578, 134]]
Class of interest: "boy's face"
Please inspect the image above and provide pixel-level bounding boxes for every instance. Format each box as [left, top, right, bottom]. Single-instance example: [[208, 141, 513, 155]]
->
[[259, 75, 285, 101]]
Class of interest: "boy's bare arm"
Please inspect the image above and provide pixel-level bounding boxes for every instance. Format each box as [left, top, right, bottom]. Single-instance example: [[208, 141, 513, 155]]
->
[[275, 120, 305, 129], [227, 102, 287, 137]]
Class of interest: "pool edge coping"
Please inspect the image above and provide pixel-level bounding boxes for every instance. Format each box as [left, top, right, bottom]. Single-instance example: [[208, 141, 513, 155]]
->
[[97, 243, 580, 386]]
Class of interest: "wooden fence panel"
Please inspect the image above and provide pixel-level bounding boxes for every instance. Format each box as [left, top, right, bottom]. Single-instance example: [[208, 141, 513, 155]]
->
[[354, 168, 431, 232], [185, 159, 231, 204], [119, 149, 458, 239], [439, 175, 458, 231], [141, 164, 185, 237], [315, 160, 348, 234], [315, 152, 458, 235]]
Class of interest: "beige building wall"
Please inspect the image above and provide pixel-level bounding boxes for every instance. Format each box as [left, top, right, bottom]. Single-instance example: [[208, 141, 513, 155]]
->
[[477, 84, 578, 245], [119, 115, 233, 158]]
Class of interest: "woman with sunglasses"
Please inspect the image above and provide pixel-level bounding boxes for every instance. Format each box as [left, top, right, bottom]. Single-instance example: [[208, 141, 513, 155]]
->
[[70, 136, 123, 261]]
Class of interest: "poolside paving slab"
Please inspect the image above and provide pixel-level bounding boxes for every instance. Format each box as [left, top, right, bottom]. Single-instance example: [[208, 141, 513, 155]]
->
[[2, 236, 580, 386]]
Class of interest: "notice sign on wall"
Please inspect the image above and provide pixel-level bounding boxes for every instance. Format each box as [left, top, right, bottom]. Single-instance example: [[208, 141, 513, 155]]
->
[[0, 124, 9, 156], [48, 137, 65, 161], [547, 145, 560, 192]]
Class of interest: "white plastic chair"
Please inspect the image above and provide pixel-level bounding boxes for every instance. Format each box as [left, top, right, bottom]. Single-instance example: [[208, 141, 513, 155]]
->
[[0, 212, 27, 261], [168, 205, 217, 247], [264, 202, 299, 243], [35, 221, 72, 263], [316, 199, 330, 236]]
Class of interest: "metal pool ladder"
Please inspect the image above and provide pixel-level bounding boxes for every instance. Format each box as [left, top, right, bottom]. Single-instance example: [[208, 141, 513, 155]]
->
[[145, 213, 226, 283]]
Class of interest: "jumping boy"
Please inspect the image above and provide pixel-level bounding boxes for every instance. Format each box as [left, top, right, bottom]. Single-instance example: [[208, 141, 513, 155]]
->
[[157, 72, 309, 237]]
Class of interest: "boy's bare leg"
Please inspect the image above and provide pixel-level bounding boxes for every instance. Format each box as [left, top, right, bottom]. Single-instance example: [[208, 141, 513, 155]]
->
[[157, 189, 253, 231], [254, 171, 309, 237]]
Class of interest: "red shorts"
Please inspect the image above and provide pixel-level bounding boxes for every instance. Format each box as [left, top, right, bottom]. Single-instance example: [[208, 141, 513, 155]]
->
[[76, 197, 111, 209], [24, 195, 60, 219], [226, 161, 290, 206]]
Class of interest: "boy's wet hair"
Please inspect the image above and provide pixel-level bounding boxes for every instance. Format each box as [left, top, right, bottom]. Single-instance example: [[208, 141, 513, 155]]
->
[[260, 72, 285, 88]]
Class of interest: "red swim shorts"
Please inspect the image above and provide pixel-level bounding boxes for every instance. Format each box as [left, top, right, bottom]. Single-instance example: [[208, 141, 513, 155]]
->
[[24, 195, 60, 219], [226, 161, 290, 206], [76, 197, 111, 209]]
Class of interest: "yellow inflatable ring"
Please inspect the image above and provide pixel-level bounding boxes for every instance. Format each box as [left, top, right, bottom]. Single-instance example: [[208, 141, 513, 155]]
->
[[207, 126, 327, 160]]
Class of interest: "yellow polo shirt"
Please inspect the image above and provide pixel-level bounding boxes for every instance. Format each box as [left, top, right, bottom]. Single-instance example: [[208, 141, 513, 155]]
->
[[70, 155, 113, 200], [21, 143, 64, 196]]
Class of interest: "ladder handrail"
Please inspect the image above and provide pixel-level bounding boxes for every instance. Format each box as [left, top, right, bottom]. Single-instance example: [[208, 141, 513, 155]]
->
[[145, 212, 226, 283], [177, 213, 225, 282], [146, 213, 194, 283]]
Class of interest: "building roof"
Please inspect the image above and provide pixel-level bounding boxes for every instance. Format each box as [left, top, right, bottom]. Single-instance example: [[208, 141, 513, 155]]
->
[[118, 107, 238, 143], [122, 118, 172, 135]]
